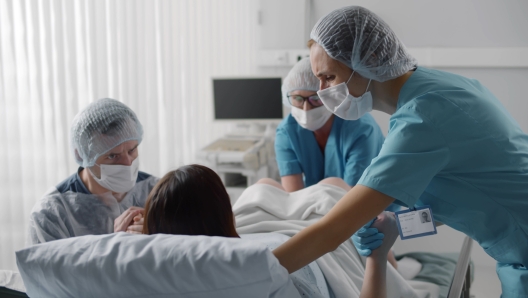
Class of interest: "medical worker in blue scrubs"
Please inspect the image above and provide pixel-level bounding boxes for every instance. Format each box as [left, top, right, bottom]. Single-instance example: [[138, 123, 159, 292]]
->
[[275, 57, 385, 192], [273, 6, 528, 298]]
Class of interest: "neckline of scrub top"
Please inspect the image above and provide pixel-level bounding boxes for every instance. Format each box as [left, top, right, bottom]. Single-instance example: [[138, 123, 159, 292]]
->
[[323, 115, 340, 154], [298, 115, 340, 162], [397, 66, 424, 110], [322, 117, 345, 180], [320, 115, 340, 156]]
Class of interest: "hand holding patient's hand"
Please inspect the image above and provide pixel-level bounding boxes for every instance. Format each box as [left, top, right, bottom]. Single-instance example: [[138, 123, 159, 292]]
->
[[126, 213, 144, 234], [352, 218, 384, 256], [368, 212, 399, 261], [114, 206, 144, 233]]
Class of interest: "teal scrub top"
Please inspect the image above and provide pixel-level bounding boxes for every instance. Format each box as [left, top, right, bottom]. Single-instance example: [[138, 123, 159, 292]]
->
[[275, 113, 384, 187], [357, 67, 528, 275]]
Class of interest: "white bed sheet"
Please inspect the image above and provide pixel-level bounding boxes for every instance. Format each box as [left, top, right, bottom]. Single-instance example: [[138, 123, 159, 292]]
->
[[233, 183, 419, 298], [0, 270, 26, 293], [407, 280, 441, 298]]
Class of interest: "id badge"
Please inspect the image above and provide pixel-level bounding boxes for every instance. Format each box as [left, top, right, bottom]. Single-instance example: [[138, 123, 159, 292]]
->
[[395, 205, 437, 240]]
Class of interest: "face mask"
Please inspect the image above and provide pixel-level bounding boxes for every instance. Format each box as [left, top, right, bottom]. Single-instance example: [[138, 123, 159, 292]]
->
[[291, 105, 333, 131], [89, 158, 139, 193], [317, 71, 373, 120]]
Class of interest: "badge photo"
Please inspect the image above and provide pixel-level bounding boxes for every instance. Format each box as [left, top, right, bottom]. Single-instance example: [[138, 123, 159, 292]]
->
[[395, 205, 437, 240]]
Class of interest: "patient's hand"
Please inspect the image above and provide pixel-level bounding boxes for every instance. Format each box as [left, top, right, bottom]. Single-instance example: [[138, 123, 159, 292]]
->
[[114, 206, 144, 233], [126, 213, 144, 234], [368, 212, 399, 261]]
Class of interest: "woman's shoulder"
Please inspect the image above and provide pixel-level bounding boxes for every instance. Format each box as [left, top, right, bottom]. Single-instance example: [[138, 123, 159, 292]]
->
[[400, 67, 486, 107]]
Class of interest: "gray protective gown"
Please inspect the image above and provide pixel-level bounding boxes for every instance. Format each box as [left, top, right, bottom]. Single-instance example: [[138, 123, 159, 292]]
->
[[28, 168, 158, 245]]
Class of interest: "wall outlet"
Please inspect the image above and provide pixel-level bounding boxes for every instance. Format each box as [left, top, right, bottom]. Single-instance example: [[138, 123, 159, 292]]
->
[[257, 50, 290, 66], [257, 49, 310, 67], [287, 49, 310, 63]]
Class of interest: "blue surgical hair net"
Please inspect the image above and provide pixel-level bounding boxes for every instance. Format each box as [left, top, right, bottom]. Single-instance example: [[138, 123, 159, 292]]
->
[[281, 57, 320, 107], [310, 6, 417, 82], [70, 98, 143, 168]]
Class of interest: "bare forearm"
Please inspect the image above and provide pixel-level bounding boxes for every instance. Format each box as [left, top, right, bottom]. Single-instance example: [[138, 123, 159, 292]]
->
[[388, 250, 398, 269], [273, 220, 337, 273], [360, 257, 388, 298], [281, 174, 304, 192]]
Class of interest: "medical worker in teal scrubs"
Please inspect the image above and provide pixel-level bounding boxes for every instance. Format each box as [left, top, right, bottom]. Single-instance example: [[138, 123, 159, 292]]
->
[[273, 6, 528, 298], [275, 57, 385, 192]]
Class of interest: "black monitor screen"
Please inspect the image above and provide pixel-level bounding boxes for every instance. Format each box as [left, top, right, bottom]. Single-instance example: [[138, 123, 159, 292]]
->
[[213, 78, 283, 120]]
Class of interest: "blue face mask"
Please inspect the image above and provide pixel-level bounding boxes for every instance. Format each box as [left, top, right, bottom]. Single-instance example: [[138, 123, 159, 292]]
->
[[317, 71, 373, 120]]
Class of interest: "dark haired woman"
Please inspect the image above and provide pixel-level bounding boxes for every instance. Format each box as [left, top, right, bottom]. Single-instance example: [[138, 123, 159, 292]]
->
[[141, 164, 238, 237], [134, 164, 400, 298]]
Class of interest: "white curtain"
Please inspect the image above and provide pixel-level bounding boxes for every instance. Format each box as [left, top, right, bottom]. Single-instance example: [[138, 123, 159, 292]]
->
[[0, 0, 257, 271]]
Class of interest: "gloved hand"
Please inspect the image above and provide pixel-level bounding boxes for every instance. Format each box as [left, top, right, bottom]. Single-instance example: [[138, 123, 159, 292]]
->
[[351, 217, 385, 256]]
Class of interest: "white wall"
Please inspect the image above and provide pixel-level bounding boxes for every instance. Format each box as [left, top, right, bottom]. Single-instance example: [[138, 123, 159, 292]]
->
[[257, 0, 309, 49], [311, 0, 528, 48]]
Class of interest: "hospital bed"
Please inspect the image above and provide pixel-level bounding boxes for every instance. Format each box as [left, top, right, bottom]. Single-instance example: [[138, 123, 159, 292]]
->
[[2, 235, 473, 298], [6, 182, 475, 298]]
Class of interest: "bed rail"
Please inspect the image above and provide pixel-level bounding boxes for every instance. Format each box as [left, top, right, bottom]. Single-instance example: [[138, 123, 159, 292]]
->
[[447, 236, 473, 298]]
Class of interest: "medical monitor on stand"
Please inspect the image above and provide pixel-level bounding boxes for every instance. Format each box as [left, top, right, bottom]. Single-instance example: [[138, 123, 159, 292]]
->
[[212, 77, 283, 134], [209, 77, 283, 190]]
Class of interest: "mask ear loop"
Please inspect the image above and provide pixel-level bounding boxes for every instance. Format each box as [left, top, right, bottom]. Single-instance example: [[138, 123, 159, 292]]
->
[[87, 163, 103, 179], [88, 166, 101, 180], [347, 71, 372, 94], [364, 79, 372, 93], [346, 70, 355, 84]]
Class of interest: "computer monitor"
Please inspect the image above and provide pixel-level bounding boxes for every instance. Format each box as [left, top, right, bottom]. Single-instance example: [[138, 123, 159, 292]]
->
[[212, 77, 283, 122]]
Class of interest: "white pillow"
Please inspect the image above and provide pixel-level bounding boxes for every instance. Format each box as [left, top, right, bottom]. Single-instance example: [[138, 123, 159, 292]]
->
[[16, 232, 301, 298]]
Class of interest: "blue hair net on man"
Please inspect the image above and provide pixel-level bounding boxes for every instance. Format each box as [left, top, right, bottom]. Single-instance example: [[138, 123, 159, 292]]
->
[[281, 57, 320, 107], [310, 6, 417, 82], [70, 98, 143, 168]]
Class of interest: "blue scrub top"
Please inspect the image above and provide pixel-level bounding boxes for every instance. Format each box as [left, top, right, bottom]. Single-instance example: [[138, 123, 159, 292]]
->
[[275, 112, 384, 187], [357, 67, 528, 294]]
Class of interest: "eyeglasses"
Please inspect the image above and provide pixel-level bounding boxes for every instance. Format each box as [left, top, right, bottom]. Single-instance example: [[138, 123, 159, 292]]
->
[[287, 94, 323, 108]]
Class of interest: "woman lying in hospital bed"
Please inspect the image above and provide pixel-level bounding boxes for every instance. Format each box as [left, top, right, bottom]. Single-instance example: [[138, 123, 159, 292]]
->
[[140, 164, 418, 298]]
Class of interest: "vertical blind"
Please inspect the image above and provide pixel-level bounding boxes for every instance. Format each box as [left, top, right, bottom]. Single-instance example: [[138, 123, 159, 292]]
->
[[0, 0, 257, 271]]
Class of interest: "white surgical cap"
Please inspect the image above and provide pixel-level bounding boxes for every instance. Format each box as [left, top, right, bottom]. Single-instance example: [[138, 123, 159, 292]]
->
[[70, 98, 143, 168], [310, 6, 417, 82], [281, 57, 320, 107]]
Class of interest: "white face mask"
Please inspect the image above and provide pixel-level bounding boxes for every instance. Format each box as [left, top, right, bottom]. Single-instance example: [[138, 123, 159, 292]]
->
[[291, 105, 333, 131], [317, 71, 373, 120], [89, 158, 139, 193]]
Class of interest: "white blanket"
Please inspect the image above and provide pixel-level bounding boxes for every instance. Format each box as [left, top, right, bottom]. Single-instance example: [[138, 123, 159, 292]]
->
[[0, 270, 26, 293], [233, 184, 418, 298]]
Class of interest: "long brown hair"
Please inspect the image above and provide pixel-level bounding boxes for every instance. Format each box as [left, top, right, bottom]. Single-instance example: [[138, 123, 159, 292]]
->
[[143, 164, 239, 238]]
